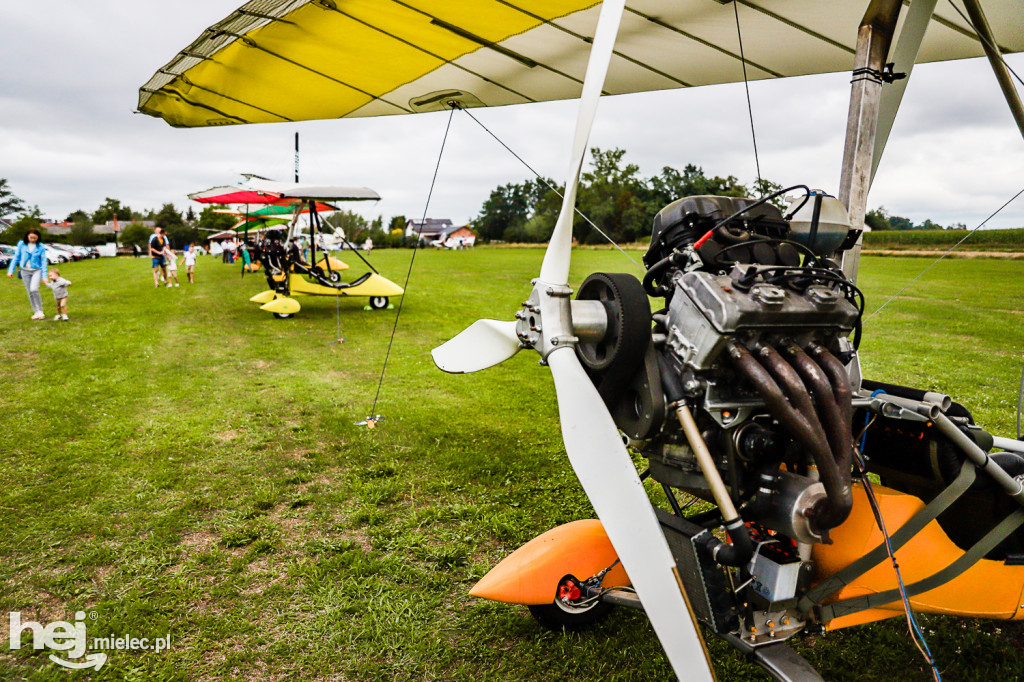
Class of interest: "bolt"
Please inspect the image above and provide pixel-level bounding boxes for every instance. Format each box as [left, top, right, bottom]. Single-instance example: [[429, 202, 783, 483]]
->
[[683, 379, 702, 394], [766, 620, 774, 628]]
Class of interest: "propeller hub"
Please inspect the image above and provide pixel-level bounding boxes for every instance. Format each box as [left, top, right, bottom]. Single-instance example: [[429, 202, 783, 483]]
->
[[515, 281, 578, 363]]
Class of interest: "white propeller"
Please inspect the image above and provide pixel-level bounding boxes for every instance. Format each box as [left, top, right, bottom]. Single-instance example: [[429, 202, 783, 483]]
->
[[431, 1, 714, 679], [431, 319, 520, 373]]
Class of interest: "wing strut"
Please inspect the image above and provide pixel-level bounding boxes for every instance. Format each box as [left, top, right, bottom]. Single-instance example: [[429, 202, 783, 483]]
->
[[960, 0, 1024, 141], [871, 0, 937, 183], [838, 0, 904, 283]]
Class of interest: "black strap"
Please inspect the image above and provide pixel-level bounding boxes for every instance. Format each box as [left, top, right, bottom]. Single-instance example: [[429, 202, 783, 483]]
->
[[798, 460, 977, 614], [820, 507, 1024, 621]]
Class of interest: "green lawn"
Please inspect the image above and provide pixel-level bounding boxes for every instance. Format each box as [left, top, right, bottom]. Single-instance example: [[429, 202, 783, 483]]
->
[[1, 250, 1022, 681]]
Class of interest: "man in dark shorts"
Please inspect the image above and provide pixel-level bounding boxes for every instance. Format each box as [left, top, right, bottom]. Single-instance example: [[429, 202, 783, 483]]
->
[[149, 227, 171, 288]]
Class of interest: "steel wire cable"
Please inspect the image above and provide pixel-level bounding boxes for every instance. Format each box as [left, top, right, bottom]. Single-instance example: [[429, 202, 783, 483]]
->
[[733, 0, 763, 191], [864, 184, 1024, 323], [367, 105, 457, 419], [460, 103, 643, 270]]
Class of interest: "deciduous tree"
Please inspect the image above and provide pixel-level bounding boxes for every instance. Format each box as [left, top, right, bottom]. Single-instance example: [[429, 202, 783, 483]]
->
[[0, 179, 26, 218]]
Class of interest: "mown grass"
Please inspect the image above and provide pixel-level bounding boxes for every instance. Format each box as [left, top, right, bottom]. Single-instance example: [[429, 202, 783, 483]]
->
[[863, 228, 1024, 251], [0, 250, 1021, 681]]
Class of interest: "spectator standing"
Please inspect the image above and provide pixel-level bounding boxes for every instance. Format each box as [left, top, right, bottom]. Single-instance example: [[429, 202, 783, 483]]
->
[[45, 268, 71, 321], [6, 227, 48, 319], [182, 244, 198, 283], [149, 226, 171, 287]]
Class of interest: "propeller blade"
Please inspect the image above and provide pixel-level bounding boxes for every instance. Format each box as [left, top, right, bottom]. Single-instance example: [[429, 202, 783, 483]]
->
[[547, 347, 715, 681], [538, 0, 625, 286], [431, 319, 521, 374]]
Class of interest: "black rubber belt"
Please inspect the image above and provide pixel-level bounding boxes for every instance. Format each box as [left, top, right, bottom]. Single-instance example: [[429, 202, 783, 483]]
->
[[819, 507, 1024, 622], [797, 460, 977, 615]]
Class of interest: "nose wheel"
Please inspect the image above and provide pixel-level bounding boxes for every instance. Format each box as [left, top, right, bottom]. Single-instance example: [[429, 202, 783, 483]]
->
[[527, 576, 614, 630], [369, 296, 389, 310]]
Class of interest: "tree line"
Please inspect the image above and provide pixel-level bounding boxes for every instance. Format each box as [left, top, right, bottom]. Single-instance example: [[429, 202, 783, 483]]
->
[[472, 148, 972, 243], [1, 159, 971, 251]]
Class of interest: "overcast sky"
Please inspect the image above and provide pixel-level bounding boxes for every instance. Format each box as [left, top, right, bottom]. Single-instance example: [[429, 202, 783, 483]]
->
[[2, 0, 1023, 232]]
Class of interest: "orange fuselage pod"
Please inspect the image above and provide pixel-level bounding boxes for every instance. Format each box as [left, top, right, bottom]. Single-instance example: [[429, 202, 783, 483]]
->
[[812, 482, 1024, 630], [470, 519, 631, 605]]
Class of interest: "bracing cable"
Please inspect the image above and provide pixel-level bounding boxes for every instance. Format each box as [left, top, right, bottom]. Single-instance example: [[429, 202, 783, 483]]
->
[[863, 183, 1024, 323], [366, 105, 456, 419], [946, 0, 1024, 90], [733, 0, 763, 191], [858, 397, 943, 682], [458, 106, 645, 274]]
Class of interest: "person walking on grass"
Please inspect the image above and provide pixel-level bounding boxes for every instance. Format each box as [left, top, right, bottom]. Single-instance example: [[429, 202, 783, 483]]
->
[[182, 243, 198, 283], [6, 227, 48, 319], [149, 227, 171, 288], [45, 268, 71, 321], [165, 248, 181, 287]]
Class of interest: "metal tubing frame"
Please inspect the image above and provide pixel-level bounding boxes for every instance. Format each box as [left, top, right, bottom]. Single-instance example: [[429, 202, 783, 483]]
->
[[871, 0, 938, 183], [838, 0, 903, 283], [961, 0, 1024, 141]]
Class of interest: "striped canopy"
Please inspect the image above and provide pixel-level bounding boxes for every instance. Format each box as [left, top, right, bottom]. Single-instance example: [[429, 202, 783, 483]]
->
[[139, 0, 1023, 128], [189, 181, 379, 204]]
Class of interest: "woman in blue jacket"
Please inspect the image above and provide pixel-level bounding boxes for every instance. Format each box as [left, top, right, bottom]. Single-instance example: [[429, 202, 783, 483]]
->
[[6, 228, 49, 319]]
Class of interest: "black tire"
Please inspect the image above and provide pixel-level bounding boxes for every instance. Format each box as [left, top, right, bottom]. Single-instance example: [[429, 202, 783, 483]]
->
[[368, 296, 388, 310], [527, 599, 614, 631], [273, 312, 293, 319], [328, 271, 341, 283]]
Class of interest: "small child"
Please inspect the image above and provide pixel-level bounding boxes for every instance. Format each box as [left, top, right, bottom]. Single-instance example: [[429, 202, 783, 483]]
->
[[46, 269, 71, 321], [182, 244, 198, 283], [165, 249, 180, 287]]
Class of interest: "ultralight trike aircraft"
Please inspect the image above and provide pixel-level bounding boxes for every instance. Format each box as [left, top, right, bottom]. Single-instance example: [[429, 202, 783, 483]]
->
[[191, 178, 405, 318], [141, 0, 1024, 679]]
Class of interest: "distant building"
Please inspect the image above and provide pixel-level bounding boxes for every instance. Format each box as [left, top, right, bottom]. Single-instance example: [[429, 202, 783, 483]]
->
[[41, 221, 74, 236], [441, 224, 475, 244], [93, 219, 155, 235], [405, 218, 474, 245], [405, 218, 453, 241]]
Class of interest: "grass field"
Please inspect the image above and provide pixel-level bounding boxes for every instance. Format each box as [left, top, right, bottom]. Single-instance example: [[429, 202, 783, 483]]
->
[[1, 250, 1022, 681]]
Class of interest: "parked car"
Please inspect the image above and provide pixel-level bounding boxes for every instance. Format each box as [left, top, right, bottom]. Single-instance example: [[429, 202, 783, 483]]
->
[[50, 244, 83, 261], [43, 245, 69, 264]]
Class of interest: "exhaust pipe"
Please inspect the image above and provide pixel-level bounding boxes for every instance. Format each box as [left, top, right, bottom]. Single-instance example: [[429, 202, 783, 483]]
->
[[785, 343, 853, 480], [728, 343, 852, 532], [807, 344, 855, 474]]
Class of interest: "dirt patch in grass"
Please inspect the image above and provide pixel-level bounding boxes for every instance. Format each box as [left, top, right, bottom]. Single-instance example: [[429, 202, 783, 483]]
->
[[864, 249, 1024, 259], [216, 429, 241, 443], [181, 530, 217, 554]]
